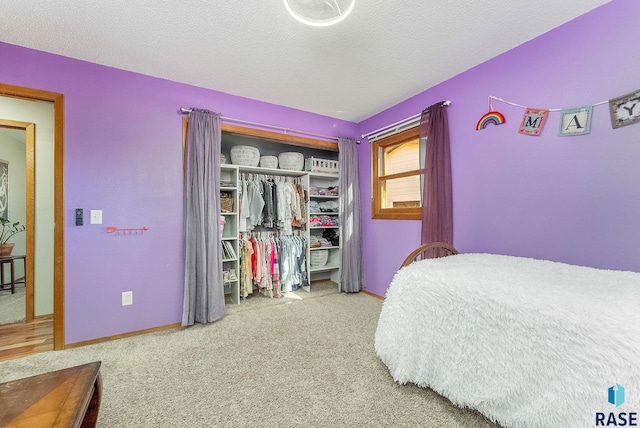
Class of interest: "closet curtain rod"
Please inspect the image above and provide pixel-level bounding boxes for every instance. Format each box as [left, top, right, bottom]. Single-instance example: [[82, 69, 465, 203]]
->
[[360, 100, 451, 140], [180, 107, 342, 143]]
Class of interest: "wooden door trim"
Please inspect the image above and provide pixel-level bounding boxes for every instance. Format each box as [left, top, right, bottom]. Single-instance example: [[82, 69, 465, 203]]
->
[[0, 83, 65, 350]]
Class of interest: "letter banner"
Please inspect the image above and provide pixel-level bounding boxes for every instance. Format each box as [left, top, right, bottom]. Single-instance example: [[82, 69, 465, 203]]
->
[[518, 108, 549, 136]]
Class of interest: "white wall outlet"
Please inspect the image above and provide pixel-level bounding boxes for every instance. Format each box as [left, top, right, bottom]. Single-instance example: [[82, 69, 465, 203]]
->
[[90, 210, 102, 224], [122, 291, 133, 306]]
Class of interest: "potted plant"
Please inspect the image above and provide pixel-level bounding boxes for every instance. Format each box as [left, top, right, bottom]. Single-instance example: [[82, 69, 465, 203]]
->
[[0, 217, 25, 257]]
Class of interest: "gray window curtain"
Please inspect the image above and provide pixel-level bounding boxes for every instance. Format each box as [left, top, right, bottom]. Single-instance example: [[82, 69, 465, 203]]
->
[[338, 136, 364, 292], [420, 102, 453, 258], [182, 109, 226, 326]]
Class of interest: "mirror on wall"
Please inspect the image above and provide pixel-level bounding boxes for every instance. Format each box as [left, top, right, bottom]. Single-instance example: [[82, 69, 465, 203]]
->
[[0, 126, 26, 325]]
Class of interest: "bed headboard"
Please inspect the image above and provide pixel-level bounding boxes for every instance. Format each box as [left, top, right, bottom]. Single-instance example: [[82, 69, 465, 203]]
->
[[400, 242, 459, 269]]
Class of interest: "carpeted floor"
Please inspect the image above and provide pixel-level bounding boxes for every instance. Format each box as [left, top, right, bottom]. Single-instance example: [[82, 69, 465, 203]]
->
[[0, 285, 25, 325], [0, 283, 498, 427], [225, 280, 340, 313]]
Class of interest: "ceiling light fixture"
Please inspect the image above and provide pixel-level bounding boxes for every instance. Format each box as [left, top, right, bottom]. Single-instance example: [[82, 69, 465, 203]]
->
[[284, 0, 355, 27]]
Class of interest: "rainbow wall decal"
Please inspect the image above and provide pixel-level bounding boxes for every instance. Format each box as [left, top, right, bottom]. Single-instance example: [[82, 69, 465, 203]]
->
[[476, 111, 506, 130]]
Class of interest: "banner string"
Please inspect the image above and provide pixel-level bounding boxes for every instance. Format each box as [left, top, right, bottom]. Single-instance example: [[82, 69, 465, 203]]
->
[[489, 95, 609, 112]]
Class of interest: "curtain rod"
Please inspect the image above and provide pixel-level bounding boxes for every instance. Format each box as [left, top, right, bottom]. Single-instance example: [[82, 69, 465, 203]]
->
[[180, 107, 345, 143], [360, 100, 451, 139]]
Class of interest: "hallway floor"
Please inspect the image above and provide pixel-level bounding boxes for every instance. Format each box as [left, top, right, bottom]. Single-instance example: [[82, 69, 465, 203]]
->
[[0, 316, 53, 362]]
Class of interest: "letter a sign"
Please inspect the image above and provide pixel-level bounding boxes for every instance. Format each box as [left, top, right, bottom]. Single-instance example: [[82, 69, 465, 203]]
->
[[519, 108, 549, 136], [559, 106, 593, 136]]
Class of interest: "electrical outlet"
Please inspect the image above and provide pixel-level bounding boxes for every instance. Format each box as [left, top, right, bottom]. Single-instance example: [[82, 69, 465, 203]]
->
[[122, 291, 133, 306]]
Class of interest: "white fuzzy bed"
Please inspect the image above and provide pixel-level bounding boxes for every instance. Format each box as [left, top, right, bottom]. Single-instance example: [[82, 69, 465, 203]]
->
[[375, 253, 640, 427]]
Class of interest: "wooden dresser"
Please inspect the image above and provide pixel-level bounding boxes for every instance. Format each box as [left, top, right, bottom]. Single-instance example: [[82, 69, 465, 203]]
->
[[0, 361, 102, 427]]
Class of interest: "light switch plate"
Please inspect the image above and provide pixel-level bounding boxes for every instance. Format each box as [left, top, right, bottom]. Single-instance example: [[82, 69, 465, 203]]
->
[[90, 210, 102, 225], [122, 291, 133, 306]]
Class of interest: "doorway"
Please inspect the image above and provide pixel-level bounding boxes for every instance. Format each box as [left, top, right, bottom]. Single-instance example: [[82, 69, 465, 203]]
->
[[0, 83, 65, 352]]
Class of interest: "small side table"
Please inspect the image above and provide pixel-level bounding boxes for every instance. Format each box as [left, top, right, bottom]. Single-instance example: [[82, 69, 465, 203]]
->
[[0, 255, 26, 294]]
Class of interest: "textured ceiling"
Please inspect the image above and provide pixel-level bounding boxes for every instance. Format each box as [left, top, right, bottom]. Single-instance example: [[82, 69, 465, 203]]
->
[[0, 1, 611, 122]]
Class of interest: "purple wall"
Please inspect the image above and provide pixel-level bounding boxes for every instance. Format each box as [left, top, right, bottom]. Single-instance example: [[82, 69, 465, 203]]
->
[[0, 43, 357, 343], [358, 0, 640, 297]]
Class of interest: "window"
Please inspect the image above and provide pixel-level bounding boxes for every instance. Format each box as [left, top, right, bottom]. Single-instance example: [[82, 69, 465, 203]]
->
[[371, 127, 422, 220]]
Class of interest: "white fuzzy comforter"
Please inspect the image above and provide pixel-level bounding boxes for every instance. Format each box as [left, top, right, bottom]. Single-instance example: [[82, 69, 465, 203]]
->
[[375, 253, 640, 427]]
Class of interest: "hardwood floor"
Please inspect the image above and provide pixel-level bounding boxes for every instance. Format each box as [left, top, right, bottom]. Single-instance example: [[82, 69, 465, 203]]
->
[[0, 316, 53, 362]]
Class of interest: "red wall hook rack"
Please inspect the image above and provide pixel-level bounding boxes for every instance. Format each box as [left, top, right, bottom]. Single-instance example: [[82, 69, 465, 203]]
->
[[107, 226, 149, 235]]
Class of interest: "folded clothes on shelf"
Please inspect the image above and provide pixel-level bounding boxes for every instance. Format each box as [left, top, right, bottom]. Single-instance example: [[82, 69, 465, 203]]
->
[[310, 235, 333, 248], [308, 185, 339, 196], [319, 200, 338, 212], [322, 228, 339, 246], [320, 186, 339, 196], [309, 215, 338, 227], [309, 200, 321, 213]]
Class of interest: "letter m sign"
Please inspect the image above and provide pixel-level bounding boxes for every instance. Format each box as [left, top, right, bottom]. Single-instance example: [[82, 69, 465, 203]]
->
[[518, 108, 548, 136]]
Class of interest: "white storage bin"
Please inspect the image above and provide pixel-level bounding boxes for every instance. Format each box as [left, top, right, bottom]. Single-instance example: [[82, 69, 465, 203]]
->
[[279, 152, 304, 171], [230, 145, 260, 167], [310, 249, 329, 267], [305, 157, 339, 174], [260, 155, 278, 169]]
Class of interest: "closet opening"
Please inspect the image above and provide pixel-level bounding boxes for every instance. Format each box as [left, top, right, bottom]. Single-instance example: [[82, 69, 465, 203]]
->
[[182, 119, 342, 306]]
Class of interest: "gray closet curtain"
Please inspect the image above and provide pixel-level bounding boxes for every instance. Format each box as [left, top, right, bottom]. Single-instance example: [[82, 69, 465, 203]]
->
[[419, 101, 453, 258], [182, 108, 226, 326], [338, 136, 364, 292]]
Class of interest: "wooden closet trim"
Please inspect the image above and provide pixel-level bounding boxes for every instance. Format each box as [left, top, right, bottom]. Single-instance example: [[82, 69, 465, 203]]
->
[[182, 119, 339, 158], [222, 123, 339, 151], [182, 120, 339, 152]]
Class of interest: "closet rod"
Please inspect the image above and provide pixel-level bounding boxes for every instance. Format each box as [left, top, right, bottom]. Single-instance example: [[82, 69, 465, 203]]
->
[[180, 107, 341, 143], [360, 100, 451, 140]]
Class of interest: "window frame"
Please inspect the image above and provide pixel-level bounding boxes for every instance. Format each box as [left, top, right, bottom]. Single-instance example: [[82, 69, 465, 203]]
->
[[371, 126, 423, 220]]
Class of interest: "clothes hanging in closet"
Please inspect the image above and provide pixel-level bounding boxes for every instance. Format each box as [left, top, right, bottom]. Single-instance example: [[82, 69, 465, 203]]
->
[[238, 233, 308, 298], [238, 174, 306, 234]]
